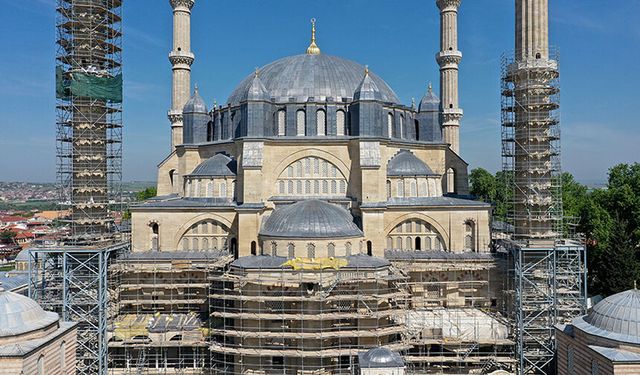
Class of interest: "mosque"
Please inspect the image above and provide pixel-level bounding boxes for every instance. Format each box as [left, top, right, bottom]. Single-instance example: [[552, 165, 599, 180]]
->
[[116, 0, 511, 374]]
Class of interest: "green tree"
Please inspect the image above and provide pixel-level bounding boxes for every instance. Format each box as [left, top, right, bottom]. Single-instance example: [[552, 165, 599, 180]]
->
[[136, 187, 157, 201], [469, 168, 496, 203], [0, 230, 16, 244]]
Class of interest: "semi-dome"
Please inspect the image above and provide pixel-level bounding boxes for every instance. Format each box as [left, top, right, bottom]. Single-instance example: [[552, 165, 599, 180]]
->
[[387, 150, 436, 176], [581, 288, 640, 342], [188, 154, 237, 177], [260, 200, 363, 239], [0, 290, 59, 337], [227, 54, 400, 105], [359, 347, 405, 368]]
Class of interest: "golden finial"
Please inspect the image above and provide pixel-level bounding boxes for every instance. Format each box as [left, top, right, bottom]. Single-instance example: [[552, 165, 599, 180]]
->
[[306, 18, 321, 55], [364, 65, 370, 76], [428, 82, 433, 94], [254, 67, 260, 78]]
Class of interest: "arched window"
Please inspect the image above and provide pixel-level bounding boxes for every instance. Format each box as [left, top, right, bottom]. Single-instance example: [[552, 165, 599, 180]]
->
[[277, 109, 286, 136], [464, 221, 475, 252], [192, 238, 199, 251], [446, 168, 456, 194], [400, 114, 405, 138], [207, 121, 213, 141], [271, 241, 278, 256], [316, 109, 326, 136], [220, 181, 227, 197], [182, 238, 189, 251], [366, 241, 372, 256], [207, 181, 214, 197], [386, 237, 393, 249], [169, 169, 175, 190], [276, 157, 347, 198], [231, 180, 236, 199], [179, 220, 229, 252], [150, 223, 159, 251], [336, 110, 346, 136], [414, 119, 420, 140], [419, 179, 428, 197], [387, 113, 394, 138], [60, 341, 66, 371], [202, 238, 209, 250], [388, 219, 446, 252], [307, 243, 316, 258], [296, 109, 306, 136], [345, 242, 352, 256], [251, 241, 257, 255], [327, 243, 335, 258], [386, 180, 392, 199], [287, 243, 295, 258], [38, 354, 45, 375], [397, 180, 404, 198], [410, 180, 417, 197]]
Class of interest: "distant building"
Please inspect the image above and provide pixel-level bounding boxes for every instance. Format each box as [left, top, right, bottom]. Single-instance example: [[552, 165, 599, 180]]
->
[[0, 288, 77, 374], [556, 288, 640, 375]]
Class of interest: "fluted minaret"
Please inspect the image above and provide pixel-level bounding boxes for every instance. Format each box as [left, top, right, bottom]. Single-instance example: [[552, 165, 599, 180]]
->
[[436, 0, 463, 155], [511, 0, 560, 241], [168, 0, 195, 149]]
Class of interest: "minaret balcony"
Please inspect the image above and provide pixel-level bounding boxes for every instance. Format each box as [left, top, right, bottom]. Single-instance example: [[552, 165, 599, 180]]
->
[[436, 51, 462, 67], [169, 51, 195, 66]]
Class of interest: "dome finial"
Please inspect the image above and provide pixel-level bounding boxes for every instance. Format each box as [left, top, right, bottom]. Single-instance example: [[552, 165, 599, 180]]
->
[[364, 65, 370, 76], [254, 67, 260, 78], [306, 18, 321, 55], [428, 82, 433, 94], [194, 83, 199, 93]]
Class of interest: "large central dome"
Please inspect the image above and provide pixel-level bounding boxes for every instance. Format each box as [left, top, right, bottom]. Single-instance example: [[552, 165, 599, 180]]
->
[[227, 54, 400, 105]]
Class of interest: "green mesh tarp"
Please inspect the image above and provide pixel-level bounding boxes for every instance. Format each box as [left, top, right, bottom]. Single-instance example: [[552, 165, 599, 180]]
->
[[56, 66, 123, 103]]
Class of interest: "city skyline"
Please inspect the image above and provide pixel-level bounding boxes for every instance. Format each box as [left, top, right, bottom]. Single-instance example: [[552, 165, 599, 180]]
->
[[1, 0, 638, 183]]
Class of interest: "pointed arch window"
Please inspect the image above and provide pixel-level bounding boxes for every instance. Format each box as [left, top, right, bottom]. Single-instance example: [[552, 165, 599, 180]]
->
[[277, 109, 286, 136], [296, 109, 306, 136], [316, 109, 326, 136], [387, 113, 394, 138], [336, 109, 346, 136]]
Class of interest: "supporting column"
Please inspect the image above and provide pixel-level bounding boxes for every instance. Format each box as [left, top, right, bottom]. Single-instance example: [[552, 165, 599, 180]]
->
[[168, 0, 195, 150], [436, 0, 463, 155]]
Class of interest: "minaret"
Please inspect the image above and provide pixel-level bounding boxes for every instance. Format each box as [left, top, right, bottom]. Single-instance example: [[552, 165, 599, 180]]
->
[[436, 0, 463, 154], [508, 0, 560, 241], [168, 0, 195, 149]]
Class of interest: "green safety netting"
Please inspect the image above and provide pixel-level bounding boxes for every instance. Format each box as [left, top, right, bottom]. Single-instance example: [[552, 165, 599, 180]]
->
[[56, 66, 122, 103]]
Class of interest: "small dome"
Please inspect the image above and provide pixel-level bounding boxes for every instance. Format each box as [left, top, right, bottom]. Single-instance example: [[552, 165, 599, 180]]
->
[[419, 83, 439, 112], [183, 86, 208, 113], [583, 289, 640, 340], [260, 200, 363, 239], [387, 150, 436, 177], [359, 347, 404, 368], [244, 71, 270, 101], [227, 54, 400, 105], [188, 154, 237, 177], [0, 290, 59, 337], [354, 68, 383, 101], [14, 249, 29, 262]]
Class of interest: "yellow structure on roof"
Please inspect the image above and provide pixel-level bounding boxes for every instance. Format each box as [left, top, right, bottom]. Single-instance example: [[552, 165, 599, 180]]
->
[[282, 257, 348, 270]]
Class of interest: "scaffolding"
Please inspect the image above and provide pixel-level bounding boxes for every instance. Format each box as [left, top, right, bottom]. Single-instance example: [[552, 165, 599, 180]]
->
[[501, 51, 587, 374], [208, 255, 409, 375], [388, 251, 516, 374], [28, 243, 127, 375], [107, 250, 233, 374], [56, 0, 123, 241]]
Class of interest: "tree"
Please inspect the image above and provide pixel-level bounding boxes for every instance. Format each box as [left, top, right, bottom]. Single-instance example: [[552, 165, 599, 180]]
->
[[136, 187, 157, 201], [0, 230, 16, 244], [470, 168, 496, 203]]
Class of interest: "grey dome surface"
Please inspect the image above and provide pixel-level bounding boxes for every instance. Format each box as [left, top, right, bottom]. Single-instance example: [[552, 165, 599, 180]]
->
[[582, 289, 640, 341], [0, 291, 58, 337], [419, 85, 439, 112], [188, 154, 237, 177], [260, 200, 363, 239], [387, 150, 436, 176], [227, 54, 400, 105], [183, 87, 208, 113], [358, 347, 405, 368], [14, 249, 29, 262]]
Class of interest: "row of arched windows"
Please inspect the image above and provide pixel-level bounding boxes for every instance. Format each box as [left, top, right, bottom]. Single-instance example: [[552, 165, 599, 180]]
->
[[276, 157, 348, 197], [277, 108, 347, 137], [386, 178, 443, 199], [180, 220, 229, 251], [185, 178, 235, 199], [267, 241, 354, 258]]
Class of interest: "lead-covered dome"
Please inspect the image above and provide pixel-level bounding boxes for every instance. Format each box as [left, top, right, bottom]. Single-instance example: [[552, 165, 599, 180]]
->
[[260, 200, 363, 239], [358, 347, 405, 368], [581, 289, 640, 342], [387, 150, 436, 176], [0, 290, 59, 337], [227, 54, 400, 105]]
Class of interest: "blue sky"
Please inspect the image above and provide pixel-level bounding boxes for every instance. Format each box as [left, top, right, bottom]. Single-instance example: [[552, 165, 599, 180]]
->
[[1, 0, 638, 184]]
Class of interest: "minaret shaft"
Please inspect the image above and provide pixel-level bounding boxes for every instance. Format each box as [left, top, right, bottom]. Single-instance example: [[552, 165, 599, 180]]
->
[[516, 0, 549, 61], [436, 0, 463, 155], [168, 0, 195, 150]]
